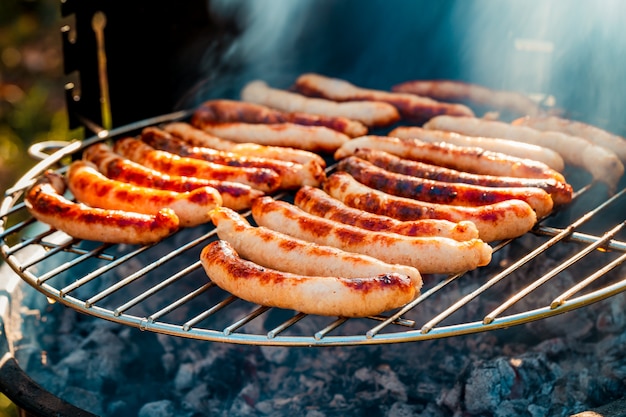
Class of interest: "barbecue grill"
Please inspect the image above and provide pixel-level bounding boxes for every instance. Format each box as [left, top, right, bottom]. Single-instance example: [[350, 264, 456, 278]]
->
[[2, 1, 626, 416], [2, 109, 626, 347]]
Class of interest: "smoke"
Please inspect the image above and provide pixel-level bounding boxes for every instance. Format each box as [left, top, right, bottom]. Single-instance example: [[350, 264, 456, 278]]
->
[[195, 0, 626, 130], [455, 0, 626, 127], [197, 0, 318, 95]]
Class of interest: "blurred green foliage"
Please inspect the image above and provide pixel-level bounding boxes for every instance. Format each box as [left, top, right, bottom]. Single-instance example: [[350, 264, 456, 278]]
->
[[0, 0, 69, 194]]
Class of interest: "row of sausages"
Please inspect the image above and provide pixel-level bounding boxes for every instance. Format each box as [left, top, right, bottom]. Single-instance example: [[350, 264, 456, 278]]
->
[[25, 73, 625, 317]]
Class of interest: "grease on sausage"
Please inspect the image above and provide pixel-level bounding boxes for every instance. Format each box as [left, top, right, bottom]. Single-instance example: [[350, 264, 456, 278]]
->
[[324, 172, 537, 242], [389, 125, 565, 171], [82, 143, 263, 211], [66, 160, 222, 227], [113, 137, 281, 193], [293, 73, 475, 122], [200, 240, 417, 317], [210, 206, 422, 288], [251, 196, 492, 275], [334, 135, 566, 182], [25, 170, 179, 245], [241, 80, 400, 127], [140, 126, 325, 189], [424, 115, 624, 189], [294, 186, 479, 241], [163, 122, 326, 167], [192, 98, 368, 137], [337, 156, 554, 218]]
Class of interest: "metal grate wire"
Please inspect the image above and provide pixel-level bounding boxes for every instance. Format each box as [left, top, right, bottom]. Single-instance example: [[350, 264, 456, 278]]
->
[[1, 112, 625, 346]]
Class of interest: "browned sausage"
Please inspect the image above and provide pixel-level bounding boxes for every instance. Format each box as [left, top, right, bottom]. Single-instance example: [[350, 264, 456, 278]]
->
[[424, 115, 624, 189], [392, 80, 542, 116], [82, 143, 263, 211], [240, 80, 400, 127], [353, 148, 573, 206], [334, 135, 566, 182], [66, 160, 221, 227], [192, 98, 368, 137], [200, 240, 417, 317], [337, 156, 554, 218], [191, 110, 351, 153], [140, 126, 325, 189], [163, 122, 326, 167], [324, 172, 537, 242], [251, 196, 492, 275], [25, 170, 179, 245], [210, 206, 422, 286], [113, 137, 281, 193], [294, 186, 479, 241], [293, 73, 475, 122]]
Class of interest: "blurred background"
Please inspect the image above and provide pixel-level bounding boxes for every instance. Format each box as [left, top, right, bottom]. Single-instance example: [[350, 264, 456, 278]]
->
[[0, 0, 68, 195]]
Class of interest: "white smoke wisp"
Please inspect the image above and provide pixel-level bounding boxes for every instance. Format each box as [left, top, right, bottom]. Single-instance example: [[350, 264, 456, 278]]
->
[[205, 0, 317, 88]]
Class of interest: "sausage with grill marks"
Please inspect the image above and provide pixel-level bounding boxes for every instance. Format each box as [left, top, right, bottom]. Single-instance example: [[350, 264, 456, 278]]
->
[[163, 122, 326, 167], [353, 148, 573, 206], [240, 80, 401, 127], [191, 118, 351, 153], [512, 115, 626, 163], [210, 206, 422, 287], [324, 172, 537, 242], [294, 186, 479, 241], [200, 240, 418, 317], [334, 135, 566, 182], [192, 98, 368, 137], [424, 115, 624, 189], [293, 73, 475, 122], [25, 170, 180, 245], [251, 196, 492, 275], [337, 156, 554, 218], [389, 125, 565, 171], [140, 126, 325, 189], [82, 143, 263, 211], [391, 79, 542, 116], [66, 160, 222, 227], [113, 137, 281, 193]]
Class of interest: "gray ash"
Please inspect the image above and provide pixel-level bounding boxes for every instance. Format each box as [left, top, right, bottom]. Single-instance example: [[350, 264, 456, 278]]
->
[[14, 275, 626, 417]]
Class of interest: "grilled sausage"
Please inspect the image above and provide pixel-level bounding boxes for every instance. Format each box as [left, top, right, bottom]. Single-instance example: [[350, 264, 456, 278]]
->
[[66, 160, 222, 227], [141, 127, 325, 189], [113, 137, 281, 193], [192, 98, 368, 137], [191, 120, 351, 153], [294, 186, 480, 241], [82, 143, 263, 211], [293, 73, 475, 122], [334, 135, 566, 182], [200, 240, 418, 317], [389, 126, 565, 171], [210, 206, 422, 287], [240, 80, 401, 127], [251, 196, 492, 275], [391, 80, 542, 116], [424, 115, 624, 189], [353, 148, 573, 206], [324, 172, 537, 242], [163, 122, 326, 167], [337, 156, 554, 218], [25, 170, 179, 245], [512, 115, 626, 163]]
